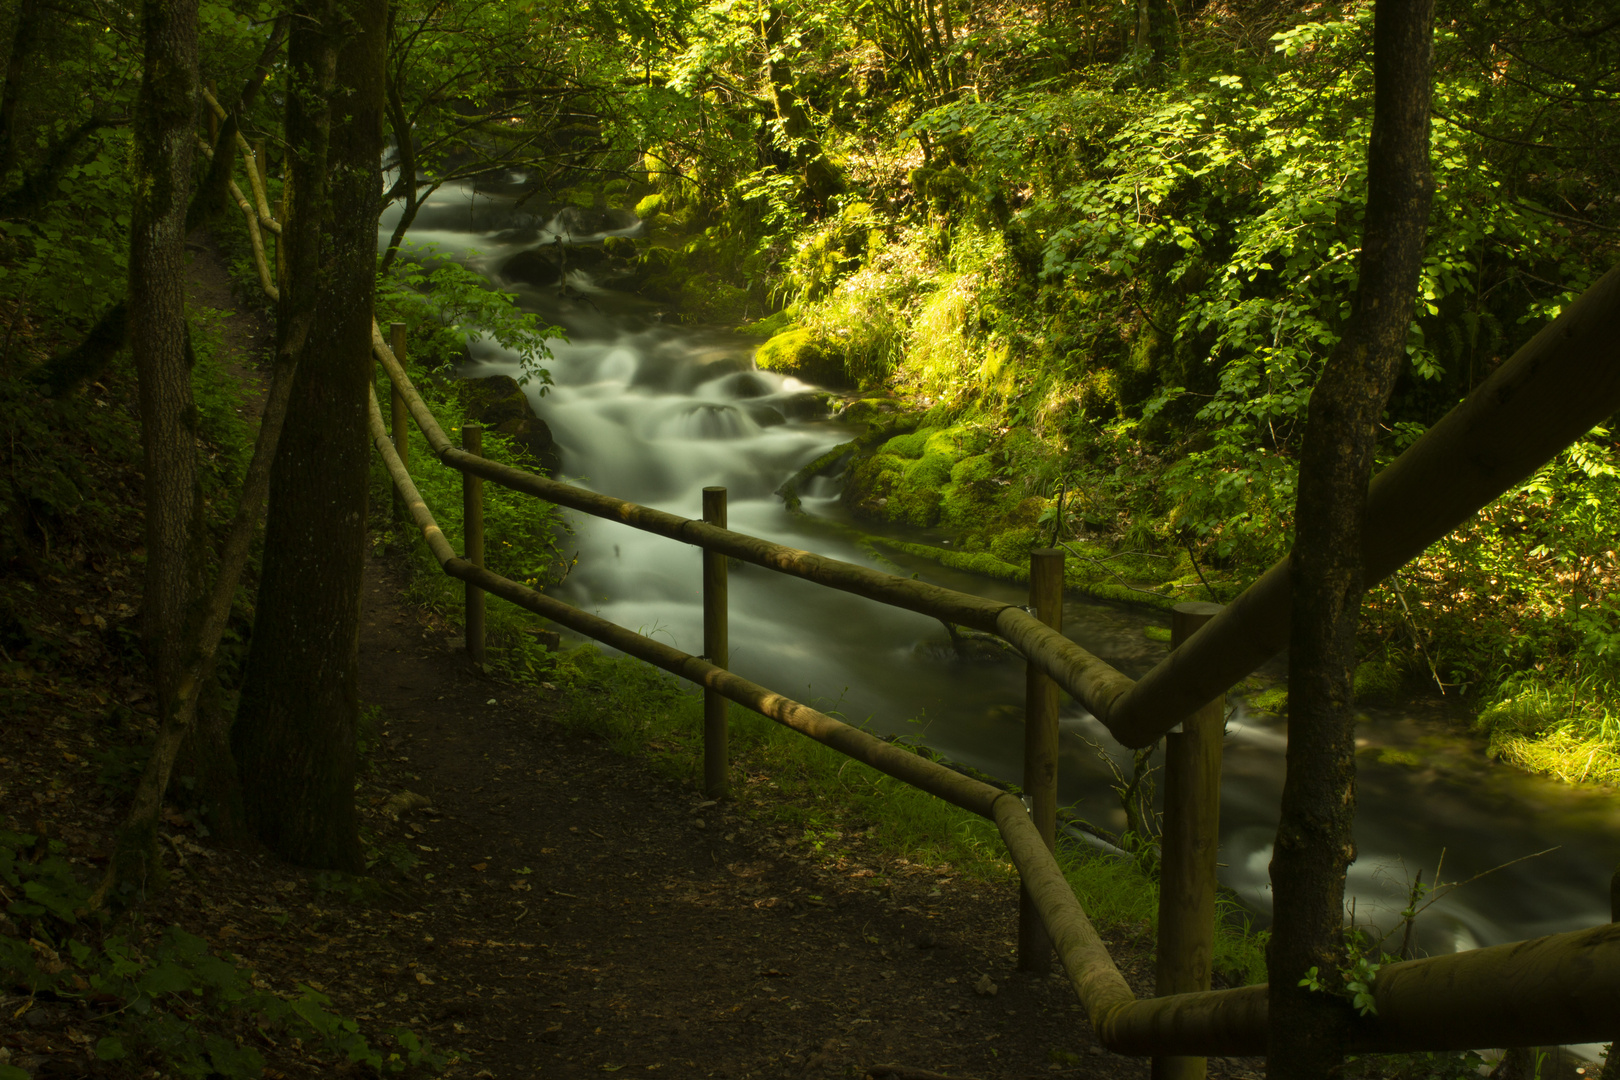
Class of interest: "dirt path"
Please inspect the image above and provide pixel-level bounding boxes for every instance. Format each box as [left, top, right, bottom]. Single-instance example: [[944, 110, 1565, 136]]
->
[[353, 556, 1138, 1079]]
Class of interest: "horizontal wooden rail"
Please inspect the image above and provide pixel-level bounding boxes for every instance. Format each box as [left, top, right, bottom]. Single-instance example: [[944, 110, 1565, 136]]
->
[[368, 329, 1138, 712], [1099, 923, 1620, 1057], [1108, 261, 1620, 745]]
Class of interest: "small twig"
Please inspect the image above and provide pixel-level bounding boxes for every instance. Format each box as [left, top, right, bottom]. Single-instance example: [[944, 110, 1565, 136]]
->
[[1048, 484, 1066, 547], [1057, 541, 1175, 600], [1398, 869, 1423, 961], [1182, 535, 1220, 603], [1389, 573, 1448, 695], [1410, 846, 1560, 925]]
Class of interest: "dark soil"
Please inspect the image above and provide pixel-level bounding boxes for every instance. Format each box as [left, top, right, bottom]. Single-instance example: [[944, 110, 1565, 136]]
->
[[0, 238, 1270, 1080]]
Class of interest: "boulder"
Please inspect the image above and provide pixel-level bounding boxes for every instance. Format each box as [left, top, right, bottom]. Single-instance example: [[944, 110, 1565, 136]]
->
[[460, 375, 561, 475], [555, 205, 639, 236], [500, 248, 561, 287], [754, 328, 849, 388]]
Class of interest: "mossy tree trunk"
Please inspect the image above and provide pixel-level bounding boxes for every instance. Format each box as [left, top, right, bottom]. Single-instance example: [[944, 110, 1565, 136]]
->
[[232, 0, 387, 872], [128, 0, 203, 739], [762, 8, 841, 207], [1266, 1, 1434, 1077]]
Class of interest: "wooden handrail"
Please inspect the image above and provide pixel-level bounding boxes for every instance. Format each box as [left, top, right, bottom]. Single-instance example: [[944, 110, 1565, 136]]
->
[[368, 328, 1139, 712], [1097, 922, 1620, 1056], [1108, 261, 1620, 746], [207, 112, 1620, 1060], [367, 379, 1620, 1059]]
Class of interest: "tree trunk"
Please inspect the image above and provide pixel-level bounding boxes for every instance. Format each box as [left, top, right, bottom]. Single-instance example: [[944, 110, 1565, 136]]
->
[[1265, 2, 1433, 1077], [232, 0, 387, 872], [761, 8, 841, 206], [127, 0, 202, 738], [0, 0, 44, 181]]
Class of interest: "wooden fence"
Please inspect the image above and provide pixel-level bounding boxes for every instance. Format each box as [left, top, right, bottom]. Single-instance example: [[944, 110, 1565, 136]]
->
[[209, 114, 1620, 1070]]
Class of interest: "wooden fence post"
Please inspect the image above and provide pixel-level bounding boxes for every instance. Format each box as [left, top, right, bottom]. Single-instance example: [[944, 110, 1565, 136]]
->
[[254, 137, 271, 268], [702, 486, 729, 799], [275, 172, 289, 289], [463, 424, 485, 666], [389, 322, 409, 522], [1019, 547, 1064, 970], [1603, 870, 1620, 1080], [1152, 600, 1226, 1080]]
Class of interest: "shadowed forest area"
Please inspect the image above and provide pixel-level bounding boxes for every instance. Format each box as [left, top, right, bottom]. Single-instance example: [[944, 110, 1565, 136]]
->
[[0, 0, 1618, 1076]]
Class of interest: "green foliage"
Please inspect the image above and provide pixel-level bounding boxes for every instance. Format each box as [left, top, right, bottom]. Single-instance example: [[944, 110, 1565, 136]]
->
[[0, 829, 445, 1077], [377, 244, 557, 383], [371, 354, 571, 688]]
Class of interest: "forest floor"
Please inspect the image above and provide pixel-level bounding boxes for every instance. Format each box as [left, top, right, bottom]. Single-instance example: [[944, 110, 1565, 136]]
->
[[0, 238, 1273, 1080]]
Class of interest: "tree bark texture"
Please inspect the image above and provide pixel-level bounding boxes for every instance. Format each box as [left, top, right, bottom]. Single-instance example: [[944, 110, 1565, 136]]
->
[[1266, 2, 1434, 1077], [0, 0, 44, 181], [128, 0, 202, 729], [232, 0, 386, 872]]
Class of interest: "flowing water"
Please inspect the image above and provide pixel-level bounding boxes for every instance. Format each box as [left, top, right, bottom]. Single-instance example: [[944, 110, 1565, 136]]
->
[[380, 180, 1620, 990]]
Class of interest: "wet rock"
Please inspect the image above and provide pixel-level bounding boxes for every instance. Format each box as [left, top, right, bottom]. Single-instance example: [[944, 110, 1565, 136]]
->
[[685, 356, 753, 389], [744, 404, 786, 428], [460, 374, 561, 475], [780, 391, 833, 420], [725, 372, 774, 399], [555, 205, 638, 236], [499, 248, 561, 287]]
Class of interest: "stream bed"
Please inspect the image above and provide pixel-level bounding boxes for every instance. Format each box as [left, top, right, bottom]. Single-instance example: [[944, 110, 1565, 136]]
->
[[380, 180, 1620, 994]]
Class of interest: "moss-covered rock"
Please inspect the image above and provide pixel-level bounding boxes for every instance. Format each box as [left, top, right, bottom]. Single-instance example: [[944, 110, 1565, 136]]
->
[[883, 431, 929, 458], [990, 527, 1041, 566], [754, 328, 849, 387], [741, 309, 794, 338]]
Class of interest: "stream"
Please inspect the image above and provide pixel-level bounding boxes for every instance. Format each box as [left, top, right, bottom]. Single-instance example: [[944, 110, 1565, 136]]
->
[[380, 179, 1620, 1010]]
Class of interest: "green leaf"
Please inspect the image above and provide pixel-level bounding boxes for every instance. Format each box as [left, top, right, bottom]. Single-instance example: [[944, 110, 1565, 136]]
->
[[94, 1036, 128, 1061]]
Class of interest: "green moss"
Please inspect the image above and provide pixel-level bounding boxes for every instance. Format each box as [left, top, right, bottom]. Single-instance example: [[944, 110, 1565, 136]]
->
[[950, 454, 995, 485], [873, 536, 1026, 581], [1143, 625, 1173, 643], [990, 527, 1041, 566], [1250, 687, 1288, 715], [1353, 660, 1403, 705], [840, 398, 904, 425], [755, 328, 848, 387], [1375, 748, 1424, 768], [883, 430, 930, 458], [634, 192, 664, 219], [741, 309, 794, 338]]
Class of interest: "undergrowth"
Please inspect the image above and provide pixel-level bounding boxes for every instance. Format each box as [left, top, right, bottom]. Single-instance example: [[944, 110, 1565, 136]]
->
[[0, 829, 445, 1079]]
